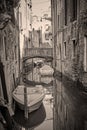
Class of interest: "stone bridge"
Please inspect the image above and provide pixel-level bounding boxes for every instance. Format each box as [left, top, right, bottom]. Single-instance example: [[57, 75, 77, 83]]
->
[[23, 48, 53, 62]]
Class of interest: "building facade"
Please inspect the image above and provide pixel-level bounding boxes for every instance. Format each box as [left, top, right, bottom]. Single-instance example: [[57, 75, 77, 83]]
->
[[0, 0, 20, 106], [32, 28, 42, 47], [32, 14, 52, 48], [19, 0, 32, 58], [52, 0, 87, 90], [51, 0, 87, 130]]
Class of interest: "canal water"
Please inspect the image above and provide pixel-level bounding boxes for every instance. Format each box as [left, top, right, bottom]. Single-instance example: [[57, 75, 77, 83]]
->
[[13, 65, 54, 130], [1, 62, 87, 130]]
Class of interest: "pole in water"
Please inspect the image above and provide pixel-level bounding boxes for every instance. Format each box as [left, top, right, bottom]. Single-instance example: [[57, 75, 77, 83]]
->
[[32, 58, 33, 81], [24, 85, 28, 119]]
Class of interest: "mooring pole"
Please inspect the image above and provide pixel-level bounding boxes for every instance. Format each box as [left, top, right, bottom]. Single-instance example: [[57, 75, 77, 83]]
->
[[32, 58, 33, 81], [22, 60, 28, 119], [24, 84, 28, 119]]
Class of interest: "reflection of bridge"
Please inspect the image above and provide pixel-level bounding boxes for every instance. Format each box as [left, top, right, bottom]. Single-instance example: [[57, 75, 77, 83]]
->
[[23, 48, 53, 61]]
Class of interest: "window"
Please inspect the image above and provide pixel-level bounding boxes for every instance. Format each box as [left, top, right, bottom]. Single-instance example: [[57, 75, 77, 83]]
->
[[58, 15, 59, 28], [45, 33, 49, 40], [64, 42, 66, 58], [72, 40, 77, 58], [0, 37, 3, 51], [84, 36, 87, 71], [59, 44, 61, 59], [15, 45, 17, 60], [72, 0, 77, 21], [19, 12, 22, 27], [4, 37, 7, 60], [65, 0, 67, 25], [17, 10, 19, 25]]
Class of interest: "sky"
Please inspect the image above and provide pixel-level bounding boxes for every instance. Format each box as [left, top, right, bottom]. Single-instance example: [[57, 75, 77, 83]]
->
[[32, 0, 51, 17]]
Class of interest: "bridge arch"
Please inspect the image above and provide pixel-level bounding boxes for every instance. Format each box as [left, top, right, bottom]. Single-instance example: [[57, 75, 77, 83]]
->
[[23, 48, 53, 62], [23, 55, 53, 62]]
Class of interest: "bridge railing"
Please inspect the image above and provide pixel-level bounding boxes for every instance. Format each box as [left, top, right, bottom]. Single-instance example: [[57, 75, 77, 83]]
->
[[24, 48, 53, 58]]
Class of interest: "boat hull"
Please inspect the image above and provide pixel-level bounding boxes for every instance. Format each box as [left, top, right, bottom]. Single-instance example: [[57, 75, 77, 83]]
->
[[39, 65, 54, 76], [12, 85, 45, 113], [15, 98, 44, 113]]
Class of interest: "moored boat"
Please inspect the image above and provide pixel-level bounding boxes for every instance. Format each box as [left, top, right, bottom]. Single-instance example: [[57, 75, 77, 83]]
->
[[12, 85, 45, 113], [39, 65, 54, 76]]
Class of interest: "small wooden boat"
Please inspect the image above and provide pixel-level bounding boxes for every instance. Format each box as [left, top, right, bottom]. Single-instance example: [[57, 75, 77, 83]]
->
[[39, 65, 54, 76], [12, 85, 45, 113]]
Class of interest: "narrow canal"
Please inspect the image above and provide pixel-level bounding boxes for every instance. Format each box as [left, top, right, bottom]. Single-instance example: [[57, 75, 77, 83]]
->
[[12, 60, 87, 130], [13, 62, 54, 130], [1, 61, 87, 130]]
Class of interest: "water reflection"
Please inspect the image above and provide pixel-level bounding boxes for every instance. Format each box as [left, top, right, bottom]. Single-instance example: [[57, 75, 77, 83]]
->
[[53, 77, 87, 130], [13, 104, 46, 130]]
